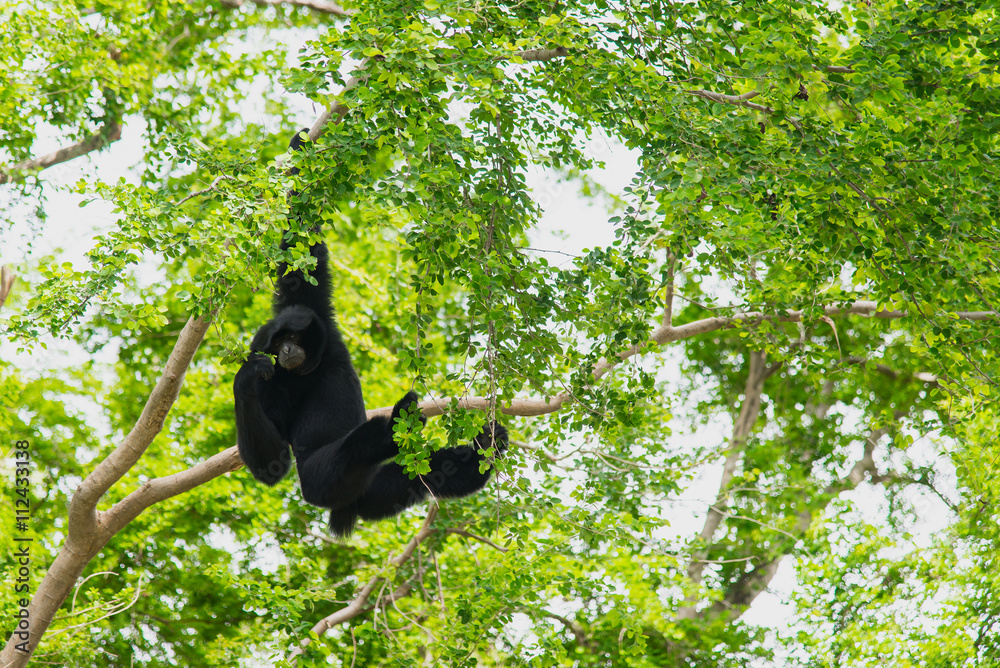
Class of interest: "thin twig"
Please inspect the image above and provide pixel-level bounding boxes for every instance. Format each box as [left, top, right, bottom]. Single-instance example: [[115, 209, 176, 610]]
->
[[174, 175, 232, 206], [287, 504, 439, 663], [444, 528, 509, 553]]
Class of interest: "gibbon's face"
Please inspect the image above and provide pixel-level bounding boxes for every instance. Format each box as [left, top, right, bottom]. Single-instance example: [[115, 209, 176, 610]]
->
[[274, 332, 309, 372]]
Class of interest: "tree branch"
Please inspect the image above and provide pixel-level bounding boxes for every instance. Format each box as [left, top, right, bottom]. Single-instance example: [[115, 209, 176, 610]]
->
[[0, 265, 16, 312], [707, 558, 784, 618], [840, 356, 939, 386], [677, 350, 768, 620], [684, 89, 765, 108], [100, 446, 243, 536], [287, 504, 439, 663], [663, 254, 676, 328], [243, 0, 353, 16], [509, 46, 569, 62], [1, 315, 212, 667], [517, 606, 590, 647], [0, 123, 122, 185], [659, 300, 994, 341], [70, 316, 211, 530], [444, 528, 509, 553], [307, 47, 568, 142], [368, 394, 570, 419], [308, 71, 365, 142], [381, 300, 990, 420], [174, 175, 232, 206], [684, 89, 803, 131], [703, 421, 895, 623]]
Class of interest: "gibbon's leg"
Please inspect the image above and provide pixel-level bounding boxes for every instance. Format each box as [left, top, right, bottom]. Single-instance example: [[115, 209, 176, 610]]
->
[[354, 423, 508, 521], [296, 392, 425, 536], [296, 415, 396, 510]]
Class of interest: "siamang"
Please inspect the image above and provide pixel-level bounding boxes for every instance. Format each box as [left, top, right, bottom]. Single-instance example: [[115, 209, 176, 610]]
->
[[233, 130, 507, 537]]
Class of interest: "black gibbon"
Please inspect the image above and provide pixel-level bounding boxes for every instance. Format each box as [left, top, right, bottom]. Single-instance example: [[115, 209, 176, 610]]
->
[[233, 131, 507, 537]]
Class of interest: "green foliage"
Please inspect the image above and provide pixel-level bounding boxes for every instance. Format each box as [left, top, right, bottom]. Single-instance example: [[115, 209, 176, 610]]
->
[[3, 0, 1000, 665]]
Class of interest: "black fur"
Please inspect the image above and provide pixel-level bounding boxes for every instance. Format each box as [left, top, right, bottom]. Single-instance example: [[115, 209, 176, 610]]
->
[[233, 131, 506, 537]]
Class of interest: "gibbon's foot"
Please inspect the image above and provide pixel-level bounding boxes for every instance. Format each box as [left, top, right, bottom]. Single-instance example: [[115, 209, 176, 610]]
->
[[391, 391, 428, 428], [475, 421, 508, 458]]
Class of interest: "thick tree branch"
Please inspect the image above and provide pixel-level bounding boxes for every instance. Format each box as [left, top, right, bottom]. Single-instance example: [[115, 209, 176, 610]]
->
[[368, 394, 570, 419], [70, 316, 211, 531], [708, 559, 784, 618], [690, 351, 768, 559], [101, 446, 243, 536], [287, 505, 439, 663], [384, 300, 990, 420], [308, 72, 364, 141], [684, 89, 766, 109], [677, 350, 768, 620], [703, 421, 895, 623], [0, 123, 122, 184], [822, 423, 891, 495], [1, 315, 211, 667], [660, 300, 994, 341]]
